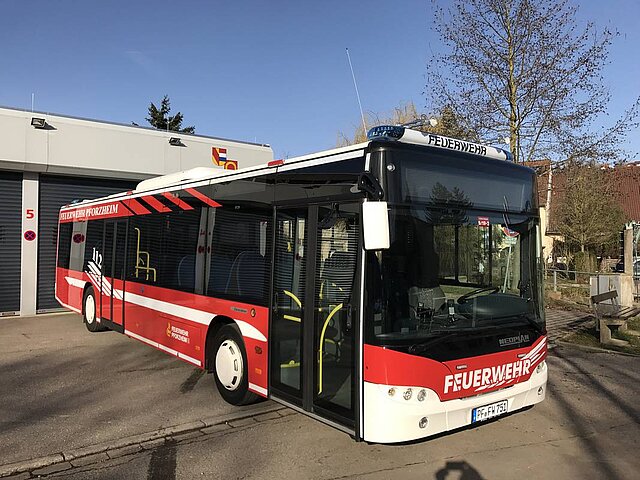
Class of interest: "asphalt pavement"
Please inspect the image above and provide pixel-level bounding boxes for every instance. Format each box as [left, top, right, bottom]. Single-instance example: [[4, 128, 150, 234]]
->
[[1, 313, 639, 479], [41, 345, 640, 480], [0, 313, 275, 467]]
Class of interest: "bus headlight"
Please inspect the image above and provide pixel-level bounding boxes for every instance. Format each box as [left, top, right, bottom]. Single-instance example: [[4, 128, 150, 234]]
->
[[388, 387, 396, 397], [536, 360, 546, 374], [403, 388, 413, 400], [419, 417, 429, 429], [417, 389, 426, 402]]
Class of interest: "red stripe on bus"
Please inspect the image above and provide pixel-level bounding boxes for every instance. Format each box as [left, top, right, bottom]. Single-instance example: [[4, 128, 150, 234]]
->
[[143, 195, 172, 213], [59, 200, 131, 223], [162, 192, 194, 210], [127, 198, 152, 215], [185, 188, 221, 207]]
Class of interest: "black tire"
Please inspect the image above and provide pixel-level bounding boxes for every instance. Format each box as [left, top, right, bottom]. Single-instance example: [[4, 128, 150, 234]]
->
[[210, 324, 258, 406], [83, 287, 106, 332]]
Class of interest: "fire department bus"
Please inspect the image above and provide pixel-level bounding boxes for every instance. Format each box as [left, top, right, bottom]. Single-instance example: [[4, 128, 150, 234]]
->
[[55, 126, 547, 443]]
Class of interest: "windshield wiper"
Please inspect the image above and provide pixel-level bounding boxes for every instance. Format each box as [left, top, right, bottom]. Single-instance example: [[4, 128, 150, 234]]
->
[[510, 314, 544, 334], [469, 312, 544, 334], [407, 325, 502, 354], [406, 318, 542, 355], [408, 332, 457, 354]]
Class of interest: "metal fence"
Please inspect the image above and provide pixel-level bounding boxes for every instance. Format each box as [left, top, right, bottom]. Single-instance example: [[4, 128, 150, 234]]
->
[[545, 268, 640, 302], [545, 269, 594, 298]]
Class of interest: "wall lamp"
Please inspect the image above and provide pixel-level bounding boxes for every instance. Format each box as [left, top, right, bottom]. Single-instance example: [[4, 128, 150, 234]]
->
[[168, 137, 184, 146], [31, 117, 48, 129]]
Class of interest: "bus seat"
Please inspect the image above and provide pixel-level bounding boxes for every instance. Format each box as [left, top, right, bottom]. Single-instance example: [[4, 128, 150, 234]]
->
[[318, 251, 356, 361], [207, 255, 233, 296], [321, 251, 356, 305], [274, 249, 295, 292], [226, 251, 266, 299], [177, 255, 196, 291]]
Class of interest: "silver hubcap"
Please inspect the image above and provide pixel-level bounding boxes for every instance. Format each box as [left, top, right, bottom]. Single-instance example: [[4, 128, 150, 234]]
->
[[215, 339, 243, 391], [85, 294, 95, 324]]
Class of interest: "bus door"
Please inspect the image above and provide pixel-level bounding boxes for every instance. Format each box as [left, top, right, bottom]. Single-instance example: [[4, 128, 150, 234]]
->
[[271, 208, 307, 406], [271, 204, 360, 430], [100, 220, 127, 328]]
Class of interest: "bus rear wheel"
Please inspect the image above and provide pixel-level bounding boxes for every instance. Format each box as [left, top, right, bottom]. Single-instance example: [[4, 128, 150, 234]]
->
[[83, 287, 106, 333], [211, 324, 258, 406]]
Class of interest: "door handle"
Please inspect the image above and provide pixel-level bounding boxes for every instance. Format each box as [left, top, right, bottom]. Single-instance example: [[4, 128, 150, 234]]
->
[[345, 304, 354, 332]]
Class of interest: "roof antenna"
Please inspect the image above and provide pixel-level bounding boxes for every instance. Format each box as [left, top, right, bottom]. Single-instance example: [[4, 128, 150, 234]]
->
[[346, 48, 367, 135]]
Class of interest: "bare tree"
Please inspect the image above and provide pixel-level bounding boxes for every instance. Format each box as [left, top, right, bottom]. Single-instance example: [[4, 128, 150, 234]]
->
[[428, 105, 479, 142], [426, 0, 639, 164], [337, 101, 477, 146], [337, 102, 418, 147], [555, 162, 625, 254]]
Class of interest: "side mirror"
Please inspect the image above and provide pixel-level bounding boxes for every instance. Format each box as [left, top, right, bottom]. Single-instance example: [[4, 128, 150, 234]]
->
[[362, 201, 390, 250]]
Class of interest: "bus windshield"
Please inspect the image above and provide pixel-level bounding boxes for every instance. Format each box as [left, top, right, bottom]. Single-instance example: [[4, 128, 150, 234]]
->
[[367, 207, 543, 341], [366, 147, 543, 343], [388, 144, 537, 213]]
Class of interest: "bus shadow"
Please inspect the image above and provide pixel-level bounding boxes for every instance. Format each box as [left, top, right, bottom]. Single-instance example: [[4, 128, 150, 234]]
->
[[434, 460, 485, 480]]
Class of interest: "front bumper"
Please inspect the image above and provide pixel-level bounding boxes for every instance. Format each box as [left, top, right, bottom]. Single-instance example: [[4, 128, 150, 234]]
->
[[362, 362, 547, 443]]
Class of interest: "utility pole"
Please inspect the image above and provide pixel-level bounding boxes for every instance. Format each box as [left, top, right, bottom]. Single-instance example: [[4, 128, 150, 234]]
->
[[624, 225, 633, 275]]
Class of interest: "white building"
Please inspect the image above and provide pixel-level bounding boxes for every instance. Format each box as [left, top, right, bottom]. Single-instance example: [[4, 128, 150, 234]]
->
[[0, 106, 273, 316]]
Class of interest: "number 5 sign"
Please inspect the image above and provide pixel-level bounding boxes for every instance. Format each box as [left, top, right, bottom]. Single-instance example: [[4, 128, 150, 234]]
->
[[26, 209, 35, 219]]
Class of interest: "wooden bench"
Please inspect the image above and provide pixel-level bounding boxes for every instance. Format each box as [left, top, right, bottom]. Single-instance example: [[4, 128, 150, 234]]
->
[[590, 290, 640, 346]]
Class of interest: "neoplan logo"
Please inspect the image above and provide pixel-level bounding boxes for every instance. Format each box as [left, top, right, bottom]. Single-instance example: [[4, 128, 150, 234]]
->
[[499, 334, 530, 347]]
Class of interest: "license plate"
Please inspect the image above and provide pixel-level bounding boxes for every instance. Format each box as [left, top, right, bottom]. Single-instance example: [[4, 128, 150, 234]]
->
[[472, 400, 508, 423]]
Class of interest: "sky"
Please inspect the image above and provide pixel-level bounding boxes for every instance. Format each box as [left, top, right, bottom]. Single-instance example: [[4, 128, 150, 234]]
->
[[1, 0, 638, 161]]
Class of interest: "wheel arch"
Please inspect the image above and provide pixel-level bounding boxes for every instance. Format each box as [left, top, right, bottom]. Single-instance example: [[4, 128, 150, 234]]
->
[[204, 315, 237, 371]]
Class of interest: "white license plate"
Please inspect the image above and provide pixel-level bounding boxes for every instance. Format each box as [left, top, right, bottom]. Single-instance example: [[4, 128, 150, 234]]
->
[[472, 400, 508, 423]]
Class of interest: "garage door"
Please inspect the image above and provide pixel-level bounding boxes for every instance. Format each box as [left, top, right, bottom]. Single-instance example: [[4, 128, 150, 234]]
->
[[0, 172, 22, 316], [37, 176, 137, 312]]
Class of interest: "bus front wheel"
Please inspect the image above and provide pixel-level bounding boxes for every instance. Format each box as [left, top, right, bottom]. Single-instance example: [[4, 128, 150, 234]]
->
[[211, 324, 257, 406], [83, 287, 106, 333]]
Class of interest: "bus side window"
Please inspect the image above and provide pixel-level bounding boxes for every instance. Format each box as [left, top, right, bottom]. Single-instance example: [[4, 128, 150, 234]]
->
[[69, 221, 88, 272], [83, 220, 104, 272], [56, 222, 73, 269], [161, 208, 202, 294], [127, 215, 162, 284], [132, 226, 157, 282], [125, 208, 203, 292], [207, 206, 272, 305]]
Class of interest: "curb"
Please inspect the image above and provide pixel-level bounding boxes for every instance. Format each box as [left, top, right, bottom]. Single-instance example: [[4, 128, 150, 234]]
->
[[554, 340, 640, 357], [0, 403, 290, 478]]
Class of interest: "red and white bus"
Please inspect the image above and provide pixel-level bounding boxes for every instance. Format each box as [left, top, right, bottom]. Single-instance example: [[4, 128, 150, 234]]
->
[[55, 126, 547, 443]]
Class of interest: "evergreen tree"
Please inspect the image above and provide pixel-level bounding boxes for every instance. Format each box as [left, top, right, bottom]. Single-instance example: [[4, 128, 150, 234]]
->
[[146, 95, 195, 134]]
